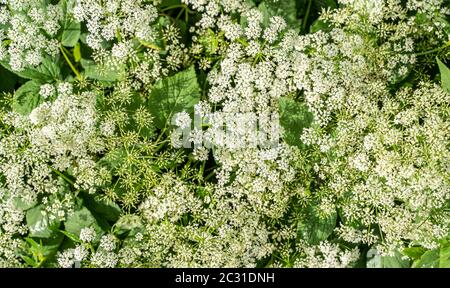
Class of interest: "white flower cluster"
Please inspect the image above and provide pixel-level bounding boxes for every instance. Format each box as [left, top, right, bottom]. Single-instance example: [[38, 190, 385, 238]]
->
[[0, 0, 62, 71], [291, 1, 450, 254], [1, 0, 449, 268], [164, 4, 310, 266], [139, 174, 202, 223], [182, 0, 250, 29], [72, 0, 189, 88], [0, 83, 108, 233], [294, 241, 360, 268], [73, 0, 159, 50]]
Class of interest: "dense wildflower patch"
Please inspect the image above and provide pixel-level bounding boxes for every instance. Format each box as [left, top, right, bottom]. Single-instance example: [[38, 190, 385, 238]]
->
[[0, 0, 449, 268]]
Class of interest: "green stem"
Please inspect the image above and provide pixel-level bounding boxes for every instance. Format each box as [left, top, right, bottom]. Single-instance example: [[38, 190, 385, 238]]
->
[[139, 40, 162, 51], [50, 166, 74, 186], [204, 170, 216, 181], [161, 4, 194, 14], [302, 0, 312, 33], [60, 45, 82, 80], [415, 40, 450, 56], [181, 159, 192, 178], [161, 4, 185, 11]]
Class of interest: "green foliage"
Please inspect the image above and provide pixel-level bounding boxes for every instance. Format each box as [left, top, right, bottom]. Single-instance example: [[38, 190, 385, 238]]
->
[[437, 57, 450, 93], [61, 19, 81, 47], [113, 215, 143, 237], [12, 196, 38, 212], [259, 0, 299, 28], [96, 148, 128, 173], [147, 66, 201, 129], [64, 206, 103, 241], [0, 66, 20, 93], [26, 205, 61, 238], [279, 97, 313, 148], [297, 202, 337, 245], [0, 57, 62, 82], [410, 239, 450, 268], [80, 59, 125, 82], [11, 80, 44, 115], [0, 0, 448, 269], [411, 249, 440, 268], [83, 194, 122, 223], [366, 249, 410, 268], [21, 235, 64, 267]]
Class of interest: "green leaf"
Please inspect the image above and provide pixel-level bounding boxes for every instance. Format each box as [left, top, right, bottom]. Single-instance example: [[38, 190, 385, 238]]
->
[[61, 19, 81, 47], [59, 230, 81, 243], [148, 66, 201, 129], [12, 197, 38, 211], [259, 0, 299, 29], [403, 246, 427, 261], [0, 65, 20, 93], [437, 57, 450, 93], [26, 205, 61, 238], [297, 203, 337, 245], [310, 19, 332, 33], [64, 206, 103, 240], [73, 43, 82, 62], [0, 56, 61, 81], [412, 249, 440, 268], [80, 58, 125, 82], [367, 249, 410, 268], [23, 234, 64, 267], [381, 253, 410, 268], [439, 241, 450, 268], [84, 194, 122, 222], [279, 97, 313, 148], [21, 255, 38, 267], [12, 80, 43, 115]]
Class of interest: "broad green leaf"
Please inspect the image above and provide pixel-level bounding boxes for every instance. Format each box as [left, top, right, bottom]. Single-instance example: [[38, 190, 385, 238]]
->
[[148, 66, 200, 129], [279, 97, 313, 148], [12, 80, 43, 115], [439, 241, 450, 268], [64, 206, 103, 240], [381, 253, 410, 268], [437, 57, 450, 93], [26, 205, 61, 238], [259, 0, 299, 29], [0, 56, 61, 81], [84, 194, 122, 222], [412, 249, 440, 268], [367, 249, 410, 268], [403, 246, 427, 261], [12, 197, 38, 211], [297, 203, 337, 244], [61, 19, 81, 47], [80, 59, 125, 82]]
